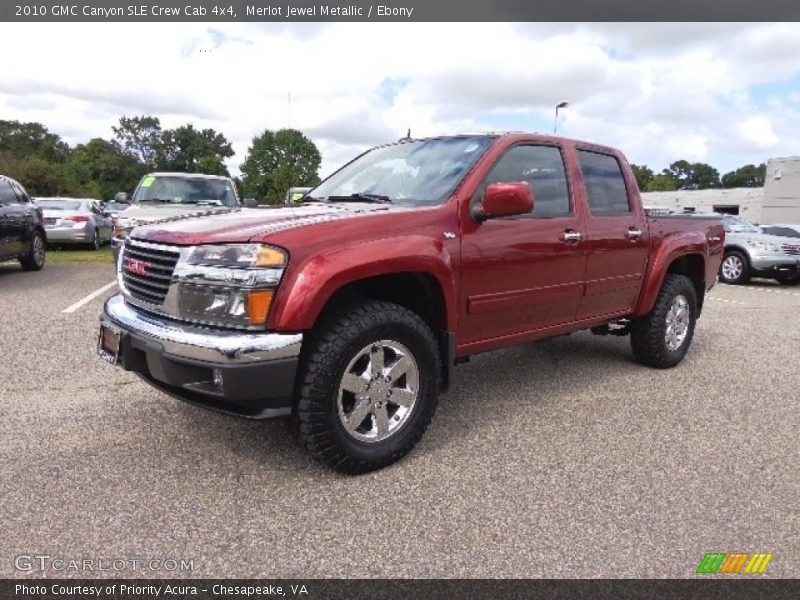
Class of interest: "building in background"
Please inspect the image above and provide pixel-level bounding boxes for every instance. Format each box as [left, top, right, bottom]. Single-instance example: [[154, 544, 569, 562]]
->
[[641, 187, 765, 221], [641, 156, 800, 224], [762, 157, 800, 223]]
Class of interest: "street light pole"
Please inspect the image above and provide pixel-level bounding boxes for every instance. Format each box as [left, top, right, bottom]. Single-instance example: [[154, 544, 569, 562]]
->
[[554, 101, 569, 134]]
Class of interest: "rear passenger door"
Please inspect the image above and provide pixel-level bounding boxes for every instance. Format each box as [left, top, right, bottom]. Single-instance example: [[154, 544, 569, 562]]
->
[[575, 149, 648, 318]]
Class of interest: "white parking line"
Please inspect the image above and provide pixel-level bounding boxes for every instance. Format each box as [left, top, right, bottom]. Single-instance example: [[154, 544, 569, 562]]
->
[[735, 286, 800, 298], [61, 281, 118, 314], [707, 296, 747, 305]]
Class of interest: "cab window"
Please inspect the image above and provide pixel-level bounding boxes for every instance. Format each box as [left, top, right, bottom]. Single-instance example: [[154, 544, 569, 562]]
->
[[476, 145, 571, 218]]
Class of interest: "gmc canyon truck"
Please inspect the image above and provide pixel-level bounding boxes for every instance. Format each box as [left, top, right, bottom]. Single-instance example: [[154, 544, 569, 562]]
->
[[98, 134, 724, 473]]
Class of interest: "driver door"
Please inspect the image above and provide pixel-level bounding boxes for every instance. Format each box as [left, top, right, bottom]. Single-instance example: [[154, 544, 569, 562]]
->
[[459, 144, 587, 347]]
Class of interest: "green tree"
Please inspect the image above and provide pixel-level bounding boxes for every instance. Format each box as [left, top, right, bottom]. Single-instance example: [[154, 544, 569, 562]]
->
[[0, 120, 70, 163], [662, 160, 693, 188], [112, 115, 163, 168], [67, 138, 145, 199], [3, 156, 77, 196], [690, 163, 720, 189], [156, 124, 233, 175], [662, 160, 719, 189], [630, 164, 654, 191], [645, 174, 680, 192], [240, 129, 321, 204], [721, 163, 766, 188]]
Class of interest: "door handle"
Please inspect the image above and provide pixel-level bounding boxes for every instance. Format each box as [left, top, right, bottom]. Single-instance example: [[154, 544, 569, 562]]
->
[[560, 230, 583, 243], [625, 228, 644, 240]]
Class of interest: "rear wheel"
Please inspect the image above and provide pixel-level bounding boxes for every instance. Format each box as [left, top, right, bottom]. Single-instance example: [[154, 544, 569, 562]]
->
[[719, 251, 750, 285], [295, 300, 440, 474], [630, 274, 697, 369], [19, 230, 46, 271], [87, 229, 100, 251]]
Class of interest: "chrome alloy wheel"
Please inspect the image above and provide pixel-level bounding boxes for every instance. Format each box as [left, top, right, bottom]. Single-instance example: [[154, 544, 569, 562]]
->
[[32, 234, 45, 266], [665, 294, 690, 351], [721, 254, 743, 281], [337, 340, 420, 443]]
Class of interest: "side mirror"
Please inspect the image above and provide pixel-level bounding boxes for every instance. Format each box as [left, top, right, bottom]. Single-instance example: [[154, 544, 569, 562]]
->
[[114, 192, 130, 203], [473, 182, 534, 222], [243, 198, 258, 208]]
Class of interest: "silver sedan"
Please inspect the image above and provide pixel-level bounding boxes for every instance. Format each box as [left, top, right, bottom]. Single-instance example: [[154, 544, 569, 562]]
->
[[36, 198, 114, 250]]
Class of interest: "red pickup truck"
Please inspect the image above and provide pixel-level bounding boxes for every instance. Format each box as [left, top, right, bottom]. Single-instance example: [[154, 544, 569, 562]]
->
[[98, 133, 724, 473]]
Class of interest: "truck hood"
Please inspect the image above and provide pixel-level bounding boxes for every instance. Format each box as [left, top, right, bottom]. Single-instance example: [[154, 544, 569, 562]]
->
[[119, 203, 236, 225], [131, 202, 397, 245]]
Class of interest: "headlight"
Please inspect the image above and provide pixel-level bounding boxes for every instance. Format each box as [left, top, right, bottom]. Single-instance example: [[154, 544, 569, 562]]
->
[[114, 217, 139, 237], [188, 243, 286, 268], [175, 244, 287, 329], [746, 240, 781, 252]]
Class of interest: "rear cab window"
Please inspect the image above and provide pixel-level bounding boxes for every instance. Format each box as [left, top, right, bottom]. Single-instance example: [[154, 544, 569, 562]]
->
[[577, 150, 632, 215]]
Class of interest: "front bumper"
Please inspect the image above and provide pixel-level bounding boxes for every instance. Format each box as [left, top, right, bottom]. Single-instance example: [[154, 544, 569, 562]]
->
[[749, 254, 800, 277], [100, 294, 302, 419]]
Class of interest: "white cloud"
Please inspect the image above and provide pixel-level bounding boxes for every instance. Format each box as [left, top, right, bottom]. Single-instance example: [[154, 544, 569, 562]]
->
[[1, 22, 799, 177]]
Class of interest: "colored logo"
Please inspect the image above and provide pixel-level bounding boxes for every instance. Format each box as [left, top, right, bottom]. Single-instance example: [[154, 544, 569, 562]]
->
[[126, 258, 150, 276], [696, 552, 773, 574]]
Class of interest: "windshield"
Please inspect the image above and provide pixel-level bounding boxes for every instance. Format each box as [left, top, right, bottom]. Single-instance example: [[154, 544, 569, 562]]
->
[[723, 216, 760, 233], [133, 175, 237, 207], [310, 137, 495, 207], [37, 199, 81, 210]]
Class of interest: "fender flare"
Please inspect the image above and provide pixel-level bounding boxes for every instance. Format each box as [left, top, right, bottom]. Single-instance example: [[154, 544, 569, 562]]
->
[[268, 235, 457, 331], [635, 231, 708, 316]]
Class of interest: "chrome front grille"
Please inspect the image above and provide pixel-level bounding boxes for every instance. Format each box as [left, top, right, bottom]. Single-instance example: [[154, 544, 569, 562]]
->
[[121, 239, 180, 306], [781, 243, 800, 256]]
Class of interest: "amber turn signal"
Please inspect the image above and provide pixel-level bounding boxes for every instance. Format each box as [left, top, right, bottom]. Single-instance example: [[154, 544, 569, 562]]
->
[[247, 290, 275, 325], [255, 246, 287, 267]]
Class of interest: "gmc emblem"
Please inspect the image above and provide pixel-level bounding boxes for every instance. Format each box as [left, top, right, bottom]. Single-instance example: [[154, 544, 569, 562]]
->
[[126, 258, 151, 276]]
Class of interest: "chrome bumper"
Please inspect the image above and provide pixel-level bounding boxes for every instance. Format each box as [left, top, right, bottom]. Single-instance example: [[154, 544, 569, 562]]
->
[[101, 293, 302, 365]]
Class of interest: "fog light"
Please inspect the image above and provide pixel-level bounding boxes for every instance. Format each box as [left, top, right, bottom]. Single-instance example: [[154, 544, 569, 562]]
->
[[213, 369, 224, 389]]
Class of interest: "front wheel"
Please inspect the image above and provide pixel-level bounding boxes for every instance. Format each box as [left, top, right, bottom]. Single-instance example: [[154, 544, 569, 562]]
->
[[719, 251, 750, 285], [295, 300, 441, 474], [630, 274, 697, 369], [19, 230, 46, 271]]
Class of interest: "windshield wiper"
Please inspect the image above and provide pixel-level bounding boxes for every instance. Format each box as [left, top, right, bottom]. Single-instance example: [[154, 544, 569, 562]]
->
[[298, 195, 327, 203], [138, 198, 174, 203], [326, 193, 392, 204]]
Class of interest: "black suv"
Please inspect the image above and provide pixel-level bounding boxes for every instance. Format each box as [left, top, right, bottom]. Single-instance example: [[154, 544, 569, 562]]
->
[[0, 175, 46, 271]]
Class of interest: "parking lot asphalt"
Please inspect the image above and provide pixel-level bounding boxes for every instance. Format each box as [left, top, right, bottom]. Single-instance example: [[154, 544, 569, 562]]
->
[[1, 261, 798, 578]]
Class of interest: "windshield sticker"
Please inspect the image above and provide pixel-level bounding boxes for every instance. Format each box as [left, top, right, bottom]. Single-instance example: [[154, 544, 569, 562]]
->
[[140, 176, 155, 187]]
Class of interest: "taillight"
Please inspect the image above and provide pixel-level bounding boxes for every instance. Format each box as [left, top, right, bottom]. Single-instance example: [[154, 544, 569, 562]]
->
[[65, 215, 90, 223]]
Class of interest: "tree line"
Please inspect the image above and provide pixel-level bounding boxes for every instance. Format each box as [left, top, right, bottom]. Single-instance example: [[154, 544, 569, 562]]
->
[[0, 117, 322, 204], [631, 160, 766, 192]]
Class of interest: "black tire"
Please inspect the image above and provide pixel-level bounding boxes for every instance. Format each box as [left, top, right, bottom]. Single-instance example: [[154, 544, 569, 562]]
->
[[630, 274, 697, 369], [719, 250, 750, 285], [88, 229, 100, 251], [295, 300, 441, 474], [19, 230, 46, 271], [776, 276, 800, 287]]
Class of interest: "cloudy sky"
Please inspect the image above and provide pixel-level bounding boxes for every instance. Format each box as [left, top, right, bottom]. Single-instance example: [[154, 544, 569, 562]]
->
[[1, 22, 799, 177]]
